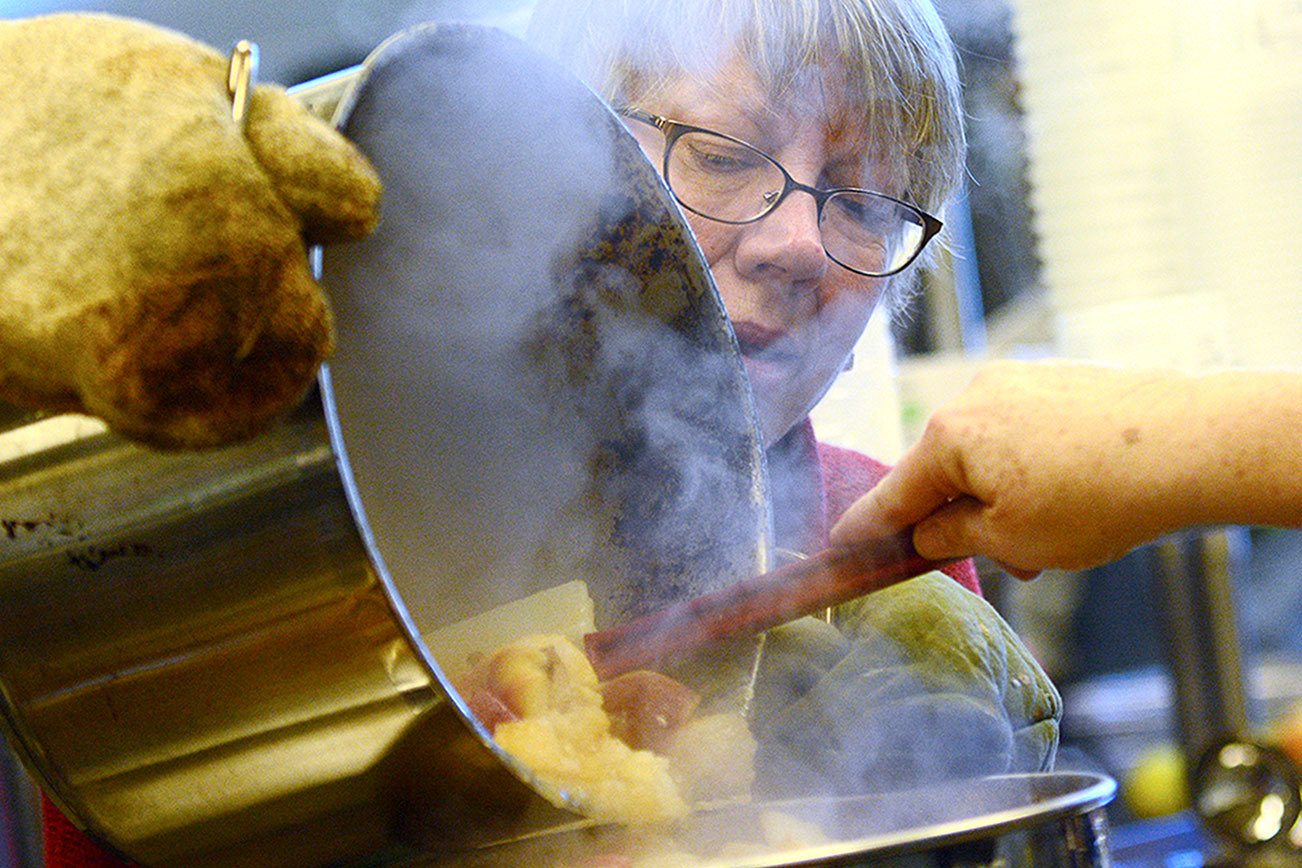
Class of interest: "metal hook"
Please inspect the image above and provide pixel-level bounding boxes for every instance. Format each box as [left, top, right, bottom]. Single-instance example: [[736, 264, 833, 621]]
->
[[227, 38, 265, 363], [227, 39, 260, 128]]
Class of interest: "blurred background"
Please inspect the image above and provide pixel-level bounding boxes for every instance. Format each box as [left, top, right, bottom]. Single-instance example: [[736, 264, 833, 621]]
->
[[1, 1, 1298, 865]]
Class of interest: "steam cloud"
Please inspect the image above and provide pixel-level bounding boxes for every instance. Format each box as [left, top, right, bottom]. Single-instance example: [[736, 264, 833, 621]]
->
[[322, 21, 766, 640], [322, 14, 1058, 853]]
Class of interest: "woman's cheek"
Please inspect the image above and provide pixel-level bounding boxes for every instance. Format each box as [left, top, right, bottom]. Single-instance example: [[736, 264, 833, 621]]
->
[[821, 276, 886, 329], [686, 219, 731, 265]]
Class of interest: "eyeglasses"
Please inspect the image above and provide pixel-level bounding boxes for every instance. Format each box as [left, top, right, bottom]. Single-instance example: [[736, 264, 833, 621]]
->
[[618, 108, 942, 278]]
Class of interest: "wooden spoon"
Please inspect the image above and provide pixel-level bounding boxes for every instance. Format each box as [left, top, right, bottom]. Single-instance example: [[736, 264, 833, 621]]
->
[[585, 530, 955, 680]]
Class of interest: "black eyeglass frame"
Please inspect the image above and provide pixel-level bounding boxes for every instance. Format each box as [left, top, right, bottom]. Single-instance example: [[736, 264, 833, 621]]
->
[[617, 107, 943, 278]]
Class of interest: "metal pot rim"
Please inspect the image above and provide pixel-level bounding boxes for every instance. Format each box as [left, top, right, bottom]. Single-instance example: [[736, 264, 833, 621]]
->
[[464, 771, 1117, 866]]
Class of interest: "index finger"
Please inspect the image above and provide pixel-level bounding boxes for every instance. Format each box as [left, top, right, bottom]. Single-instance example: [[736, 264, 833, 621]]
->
[[829, 438, 962, 546]]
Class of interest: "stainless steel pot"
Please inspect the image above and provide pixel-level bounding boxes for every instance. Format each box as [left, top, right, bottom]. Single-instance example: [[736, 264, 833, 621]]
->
[[423, 772, 1118, 867], [0, 23, 769, 866]]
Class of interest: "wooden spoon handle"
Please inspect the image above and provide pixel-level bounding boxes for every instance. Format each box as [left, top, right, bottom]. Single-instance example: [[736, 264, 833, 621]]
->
[[584, 530, 953, 680]]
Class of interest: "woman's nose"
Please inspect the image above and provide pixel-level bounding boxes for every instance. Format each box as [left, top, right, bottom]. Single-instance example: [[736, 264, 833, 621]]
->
[[735, 189, 828, 284]]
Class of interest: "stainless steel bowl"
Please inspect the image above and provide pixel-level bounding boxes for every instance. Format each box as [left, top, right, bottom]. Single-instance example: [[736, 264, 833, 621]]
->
[[426, 772, 1118, 867], [0, 23, 769, 866]]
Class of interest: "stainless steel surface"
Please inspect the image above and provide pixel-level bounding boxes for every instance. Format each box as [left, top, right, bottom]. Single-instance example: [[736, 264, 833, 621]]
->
[[425, 772, 1117, 867], [322, 21, 770, 637], [1153, 530, 1255, 781], [289, 63, 362, 123], [0, 402, 30, 432], [1, 726, 40, 868], [1193, 738, 1301, 856], [1151, 529, 1302, 861], [0, 22, 768, 867]]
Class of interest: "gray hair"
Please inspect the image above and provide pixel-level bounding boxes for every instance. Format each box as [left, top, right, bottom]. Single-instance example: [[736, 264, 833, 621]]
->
[[527, 0, 965, 235]]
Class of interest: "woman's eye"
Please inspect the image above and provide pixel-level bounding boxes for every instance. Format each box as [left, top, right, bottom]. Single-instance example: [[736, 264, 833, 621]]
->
[[836, 196, 887, 225], [684, 140, 762, 173]]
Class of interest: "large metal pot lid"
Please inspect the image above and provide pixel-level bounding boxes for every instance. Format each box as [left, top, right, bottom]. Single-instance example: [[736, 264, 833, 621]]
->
[[318, 24, 770, 682], [433, 772, 1117, 866]]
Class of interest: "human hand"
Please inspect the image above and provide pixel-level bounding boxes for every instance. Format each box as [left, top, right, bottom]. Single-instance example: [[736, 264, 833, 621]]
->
[[0, 14, 381, 448], [830, 360, 1199, 577]]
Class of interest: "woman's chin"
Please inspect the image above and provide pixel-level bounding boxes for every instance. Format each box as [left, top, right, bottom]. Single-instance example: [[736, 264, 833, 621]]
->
[[752, 389, 804, 449], [742, 357, 806, 447]]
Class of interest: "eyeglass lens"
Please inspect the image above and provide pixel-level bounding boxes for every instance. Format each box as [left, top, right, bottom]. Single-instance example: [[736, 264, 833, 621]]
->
[[664, 129, 926, 276]]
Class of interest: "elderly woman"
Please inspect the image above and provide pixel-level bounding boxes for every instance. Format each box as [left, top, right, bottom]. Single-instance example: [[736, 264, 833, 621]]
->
[[530, 0, 966, 560], [526, 0, 1060, 799], [30, 3, 1060, 863]]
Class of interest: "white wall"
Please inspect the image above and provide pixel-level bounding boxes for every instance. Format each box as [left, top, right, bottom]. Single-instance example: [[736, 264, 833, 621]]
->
[[1009, 0, 1302, 370]]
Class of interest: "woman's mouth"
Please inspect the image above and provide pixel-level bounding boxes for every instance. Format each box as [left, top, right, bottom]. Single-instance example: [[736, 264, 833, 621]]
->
[[730, 320, 802, 387], [731, 321, 795, 360]]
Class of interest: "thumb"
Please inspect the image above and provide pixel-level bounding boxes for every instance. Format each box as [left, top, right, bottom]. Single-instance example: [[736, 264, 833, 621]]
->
[[913, 499, 1042, 580], [912, 496, 987, 561], [244, 85, 382, 244]]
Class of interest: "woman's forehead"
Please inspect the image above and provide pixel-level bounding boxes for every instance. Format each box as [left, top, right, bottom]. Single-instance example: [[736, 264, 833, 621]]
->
[[655, 56, 874, 150]]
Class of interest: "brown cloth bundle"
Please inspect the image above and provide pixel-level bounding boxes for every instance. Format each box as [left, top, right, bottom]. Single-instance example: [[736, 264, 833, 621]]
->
[[0, 13, 381, 448]]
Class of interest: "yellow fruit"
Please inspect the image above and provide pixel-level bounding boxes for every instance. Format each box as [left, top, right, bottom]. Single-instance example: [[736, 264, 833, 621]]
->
[[1123, 744, 1190, 819], [1269, 702, 1302, 771]]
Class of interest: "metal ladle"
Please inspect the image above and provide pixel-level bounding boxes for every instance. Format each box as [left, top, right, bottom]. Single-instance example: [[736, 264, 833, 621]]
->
[[1155, 529, 1302, 863], [1193, 737, 1302, 860]]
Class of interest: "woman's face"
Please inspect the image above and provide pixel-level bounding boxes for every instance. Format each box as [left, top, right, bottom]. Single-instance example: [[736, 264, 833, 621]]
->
[[627, 62, 893, 446]]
